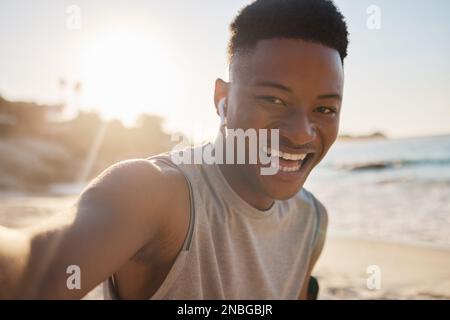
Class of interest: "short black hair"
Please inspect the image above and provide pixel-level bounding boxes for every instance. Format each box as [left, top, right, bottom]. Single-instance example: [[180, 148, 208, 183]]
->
[[228, 0, 349, 64]]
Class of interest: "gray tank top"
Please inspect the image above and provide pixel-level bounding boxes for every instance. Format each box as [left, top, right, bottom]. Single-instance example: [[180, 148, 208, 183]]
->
[[103, 142, 322, 299]]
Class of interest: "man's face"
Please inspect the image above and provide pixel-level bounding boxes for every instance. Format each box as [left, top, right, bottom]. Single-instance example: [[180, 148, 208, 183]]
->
[[221, 38, 344, 200]]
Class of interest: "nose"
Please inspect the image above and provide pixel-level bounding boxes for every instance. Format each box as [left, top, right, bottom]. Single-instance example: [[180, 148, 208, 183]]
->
[[281, 110, 316, 146]]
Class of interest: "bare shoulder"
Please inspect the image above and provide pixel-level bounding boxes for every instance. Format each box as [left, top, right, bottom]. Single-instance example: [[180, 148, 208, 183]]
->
[[297, 189, 328, 261], [298, 188, 328, 234], [86, 158, 193, 298], [312, 195, 328, 234], [307, 193, 328, 268], [14, 158, 191, 299], [82, 158, 186, 198], [77, 158, 190, 241]]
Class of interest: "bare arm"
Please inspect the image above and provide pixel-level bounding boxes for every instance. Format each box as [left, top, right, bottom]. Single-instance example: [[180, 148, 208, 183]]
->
[[298, 198, 328, 300], [0, 159, 183, 299]]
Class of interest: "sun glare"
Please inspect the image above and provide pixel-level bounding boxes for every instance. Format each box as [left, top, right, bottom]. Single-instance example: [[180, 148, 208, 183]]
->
[[80, 29, 175, 125]]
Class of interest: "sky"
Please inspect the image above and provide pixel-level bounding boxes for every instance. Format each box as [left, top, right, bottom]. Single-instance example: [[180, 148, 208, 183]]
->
[[1, 0, 450, 141]]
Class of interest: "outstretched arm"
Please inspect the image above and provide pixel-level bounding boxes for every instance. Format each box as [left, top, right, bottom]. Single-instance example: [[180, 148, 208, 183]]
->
[[0, 159, 180, 299]]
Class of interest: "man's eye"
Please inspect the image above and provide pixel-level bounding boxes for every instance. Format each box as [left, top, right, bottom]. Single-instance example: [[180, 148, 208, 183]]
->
[[256, 96, 286, 106], [315, 106, 338, 115]]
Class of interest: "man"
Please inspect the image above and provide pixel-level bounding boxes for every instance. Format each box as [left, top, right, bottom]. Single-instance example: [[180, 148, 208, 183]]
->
[[0, 0, 348, 299]]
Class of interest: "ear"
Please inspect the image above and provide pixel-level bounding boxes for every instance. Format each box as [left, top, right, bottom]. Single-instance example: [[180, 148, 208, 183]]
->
[[214, 78, 229, 117]]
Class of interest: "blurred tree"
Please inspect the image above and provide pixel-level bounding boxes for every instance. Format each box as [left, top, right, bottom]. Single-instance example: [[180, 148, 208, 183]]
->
[[0, 96, 178, 190]]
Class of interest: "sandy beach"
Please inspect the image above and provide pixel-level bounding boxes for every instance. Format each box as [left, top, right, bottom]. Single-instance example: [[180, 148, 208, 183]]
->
[[315, 236, 450, 299], [1, 193, 449, 300]]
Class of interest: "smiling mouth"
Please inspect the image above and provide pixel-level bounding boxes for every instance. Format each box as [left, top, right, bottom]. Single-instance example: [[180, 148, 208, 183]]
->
[[262, 146, 315, 173]]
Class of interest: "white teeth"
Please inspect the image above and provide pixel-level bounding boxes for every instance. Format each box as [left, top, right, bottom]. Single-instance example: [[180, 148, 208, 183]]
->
[[272, 149, 280, 157], [263, 147, 308, 161], [280, 151, 290, 160], [279, 165, 301, 172]]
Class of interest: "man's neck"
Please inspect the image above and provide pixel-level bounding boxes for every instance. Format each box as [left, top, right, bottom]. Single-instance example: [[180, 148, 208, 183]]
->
[[217, 163, 275, 211]]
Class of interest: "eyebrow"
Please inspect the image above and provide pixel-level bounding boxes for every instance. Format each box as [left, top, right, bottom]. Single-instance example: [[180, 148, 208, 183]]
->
[[317, 93, 342, 101], [254, 80, 342, 101], [254, 81, 292, 93]]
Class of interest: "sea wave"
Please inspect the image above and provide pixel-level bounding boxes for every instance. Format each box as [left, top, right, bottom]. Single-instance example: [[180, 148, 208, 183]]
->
[[337, 158, 450, 171]]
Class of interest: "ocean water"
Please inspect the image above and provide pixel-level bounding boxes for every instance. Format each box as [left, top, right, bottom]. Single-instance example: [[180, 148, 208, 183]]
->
[[304, 135, 450, 249]]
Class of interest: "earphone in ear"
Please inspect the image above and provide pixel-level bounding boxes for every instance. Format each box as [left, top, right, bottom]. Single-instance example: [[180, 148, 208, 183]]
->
[[218, 98, 227, 127]]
